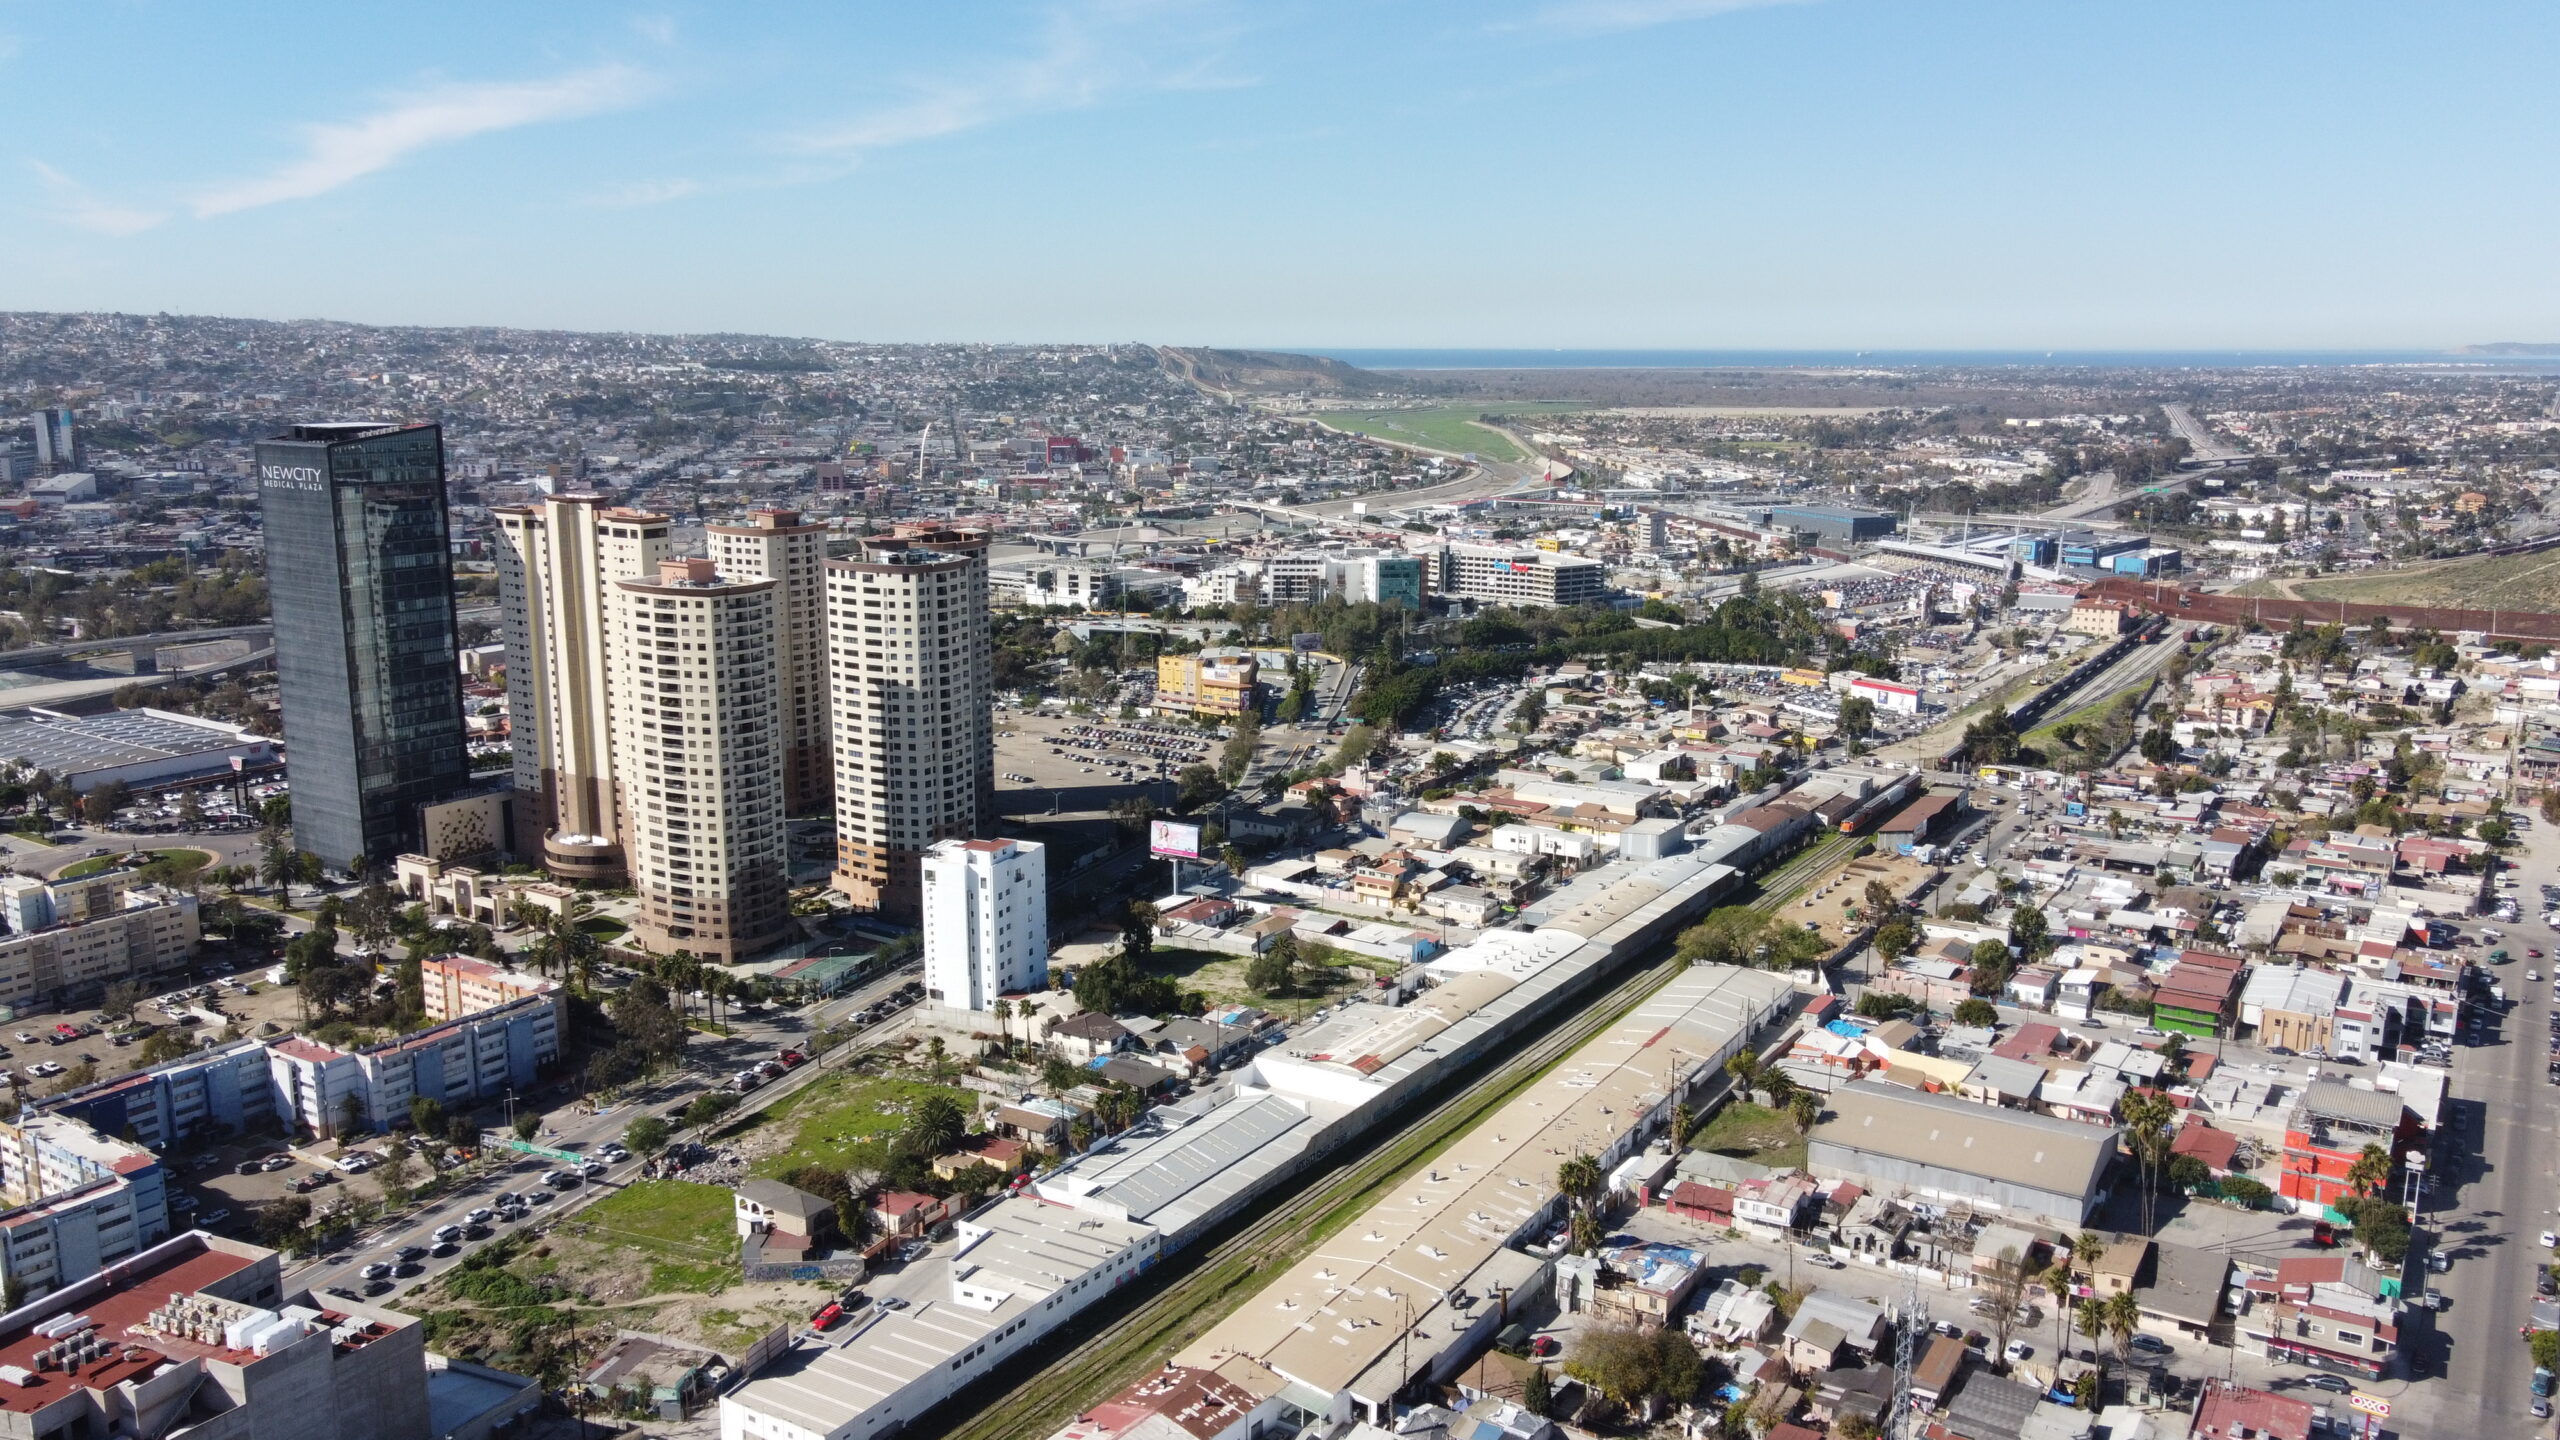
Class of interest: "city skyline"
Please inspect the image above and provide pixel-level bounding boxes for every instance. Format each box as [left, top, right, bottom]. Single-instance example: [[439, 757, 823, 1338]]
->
[[5, 2, 2558, 348]]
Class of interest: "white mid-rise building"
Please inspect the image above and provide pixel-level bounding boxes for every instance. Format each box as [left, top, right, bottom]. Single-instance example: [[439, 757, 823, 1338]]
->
[[609, 557, 790, 961], [826, 524, 994, 919], [921, 838, 1047, 1013]]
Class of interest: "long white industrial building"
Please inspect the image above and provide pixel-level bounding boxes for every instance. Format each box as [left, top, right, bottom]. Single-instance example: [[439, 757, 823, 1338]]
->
[[719, 838, 1794, 1440]]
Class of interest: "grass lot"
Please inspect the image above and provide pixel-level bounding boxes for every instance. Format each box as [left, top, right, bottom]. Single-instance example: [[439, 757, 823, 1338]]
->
[[2295, 548, 2560, 613], [57, 847, 213, 885], [1691, 1100, 1809, 1171], [733, 1072, 972, 1178], [1299, 404, 1580, 462], [1140, 944, 1383, 1021], [573, 1180, 740, 1259], [578, 915, 630, 942]]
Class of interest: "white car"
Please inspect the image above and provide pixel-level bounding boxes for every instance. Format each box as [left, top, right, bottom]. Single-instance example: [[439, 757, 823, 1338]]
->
[[2004, 1340, 2033, 1363], [2543, 1231, 2558, 1250]]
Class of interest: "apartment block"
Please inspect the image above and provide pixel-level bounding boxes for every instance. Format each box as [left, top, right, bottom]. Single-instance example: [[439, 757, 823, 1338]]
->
[[0, 872, 198, 1010], [0, 1114, 169, 1302], [40, 1040, 278, 1152], [1433, 543, 1606, 608], [491, 495, 672, 881], [265, 994, 563, 1140], [1153, 648, 1258, 718], [826, 525, 994, 919], [921, 838, 1048, 1013], [707, 508, 833, 814], [0, 1232, 436, 1440], [609, 557, 791, 961], [417, 955, 564, 1025]]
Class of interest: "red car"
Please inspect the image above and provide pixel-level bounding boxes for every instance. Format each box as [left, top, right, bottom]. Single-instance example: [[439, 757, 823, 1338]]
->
[[2310, 1223, 2339, 1248], [777, 1050, 808, 1069], [1527, 1336, 1560, 1358], [812, 1303, 845, 1331]]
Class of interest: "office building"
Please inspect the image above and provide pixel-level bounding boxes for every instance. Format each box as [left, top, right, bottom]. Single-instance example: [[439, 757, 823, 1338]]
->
[[921, 838, 1047, 1013], [0, 1114, 170, 1302], [608, 558, 790, 961], [266, 992, 564, 1140], [1153, 648, 1258, 718], [417, 954, 563, 1024], [1325, 552, 1425, 608], [826, 524, 995, 919], [257, 423, 469, 869], [0, 1231, 441, 1440], [28, 406, 76, 473], [1434, 543, 1607, 608], [708, 508, 833, 815], [491, 495, 672, 881], [0, 871, 199, 1011]]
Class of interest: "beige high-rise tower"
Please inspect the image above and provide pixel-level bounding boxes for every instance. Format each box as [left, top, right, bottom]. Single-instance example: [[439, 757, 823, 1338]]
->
[[491, 495, 670, 881], [706, 508, 831, 815], [608, 557, 789, 961], [825, 524, 993, 919]]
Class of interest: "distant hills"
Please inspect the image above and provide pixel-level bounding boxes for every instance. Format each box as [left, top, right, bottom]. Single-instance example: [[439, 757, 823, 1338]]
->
[[1156, 346, 1415, 397], [2455, 342, 2560, 356]]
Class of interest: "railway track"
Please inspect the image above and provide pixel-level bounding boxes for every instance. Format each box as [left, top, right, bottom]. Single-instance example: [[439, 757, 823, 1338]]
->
[[929, 830, 1858, 1440]]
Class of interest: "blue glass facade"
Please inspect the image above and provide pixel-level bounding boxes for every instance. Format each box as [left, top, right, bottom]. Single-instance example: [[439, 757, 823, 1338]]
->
[[257, 423, 469, 869]]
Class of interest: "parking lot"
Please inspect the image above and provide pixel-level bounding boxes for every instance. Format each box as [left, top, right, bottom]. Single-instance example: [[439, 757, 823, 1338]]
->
[[992, 710, 1204, 816]]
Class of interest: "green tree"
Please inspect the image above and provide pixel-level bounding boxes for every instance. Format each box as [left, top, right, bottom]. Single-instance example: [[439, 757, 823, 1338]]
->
[[1873, 917, 1917, 960], [513, 1110, 542, 1141], [2008, 905, 2050, 958], [1246, 944, 1296, 997], [1953, 998, 2000, 1027], [625, 1115, 672, 1155], [409, 1096, 446, 1137], [1521, 1364, 1553, 1418], [2531, 1327, 2560, 1374]]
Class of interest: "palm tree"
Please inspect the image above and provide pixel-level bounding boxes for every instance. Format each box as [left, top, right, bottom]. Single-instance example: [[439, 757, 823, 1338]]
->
[[1557, 1153, 1602, 1212], [2043, 1261, 2076, 1369], [2074, 1299, 2106, 1391], [2344, 1143, 2393, 1200], [992, 998, 1014, 1043], [2102, 1291, 2141, 1374]]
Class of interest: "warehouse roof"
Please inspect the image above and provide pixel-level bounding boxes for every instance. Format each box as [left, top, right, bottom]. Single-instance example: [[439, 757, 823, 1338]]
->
[[1811, 1083, 2116, 1197]]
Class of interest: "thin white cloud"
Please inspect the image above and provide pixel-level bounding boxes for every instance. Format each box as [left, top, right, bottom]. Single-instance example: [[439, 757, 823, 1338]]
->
[[28, 160, 165, 236], [584, 176, 702, 208], [785, 0, 1244, 161], [0, 33, 24, 62], [1513, 0, 1815, 35], [193, 63, 657, 217]]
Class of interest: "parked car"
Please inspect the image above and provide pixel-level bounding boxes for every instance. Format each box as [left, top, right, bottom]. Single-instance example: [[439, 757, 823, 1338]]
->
[[2301, 1374, 2351, 1394], [2004, 1341, 2033, 1364], [197, 1207, 232, 1226], [812, 1303, 846, 1331]]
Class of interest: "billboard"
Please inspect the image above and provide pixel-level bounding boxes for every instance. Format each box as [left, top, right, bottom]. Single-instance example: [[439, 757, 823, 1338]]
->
[[1149, 821, 1202, 860]]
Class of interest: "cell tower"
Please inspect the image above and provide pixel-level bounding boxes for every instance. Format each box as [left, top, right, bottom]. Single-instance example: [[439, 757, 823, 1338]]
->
[[1889, 1266, 1924, 1440]]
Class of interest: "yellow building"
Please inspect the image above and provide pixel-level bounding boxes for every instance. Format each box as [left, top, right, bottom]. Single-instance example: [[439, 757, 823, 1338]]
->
[[1154, 648, 1259, 718]]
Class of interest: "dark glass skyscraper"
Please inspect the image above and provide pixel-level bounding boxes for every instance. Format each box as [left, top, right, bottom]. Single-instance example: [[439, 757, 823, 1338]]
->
[[256, 422, 469, 869]]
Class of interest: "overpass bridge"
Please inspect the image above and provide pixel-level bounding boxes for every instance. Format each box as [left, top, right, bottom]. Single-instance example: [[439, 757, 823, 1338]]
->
[[0, 625, 274, 674]]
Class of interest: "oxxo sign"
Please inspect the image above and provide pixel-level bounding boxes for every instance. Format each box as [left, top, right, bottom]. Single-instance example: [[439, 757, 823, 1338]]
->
[[258, 462, 326, 491]]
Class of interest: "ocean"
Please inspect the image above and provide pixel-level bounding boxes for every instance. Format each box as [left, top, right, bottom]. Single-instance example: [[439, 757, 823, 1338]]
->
[[1307, 347, 2560, 371]]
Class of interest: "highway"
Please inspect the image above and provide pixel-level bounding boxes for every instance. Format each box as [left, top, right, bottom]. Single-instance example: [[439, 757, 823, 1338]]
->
[[2162, 402, 2250, 465]]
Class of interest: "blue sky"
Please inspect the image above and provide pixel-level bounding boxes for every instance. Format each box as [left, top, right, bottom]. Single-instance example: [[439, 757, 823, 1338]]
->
[[3, 0, 2556, 348]]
